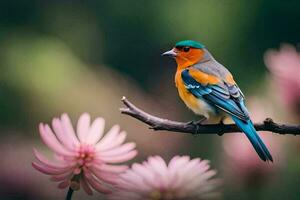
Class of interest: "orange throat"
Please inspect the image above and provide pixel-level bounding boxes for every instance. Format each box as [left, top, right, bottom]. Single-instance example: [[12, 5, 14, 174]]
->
[[175, 48, 204, 69]]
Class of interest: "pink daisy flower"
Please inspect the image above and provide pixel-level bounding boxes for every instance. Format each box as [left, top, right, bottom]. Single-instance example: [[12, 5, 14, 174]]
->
[[32, 113, 137, 195], [109, 156, 221, 200]]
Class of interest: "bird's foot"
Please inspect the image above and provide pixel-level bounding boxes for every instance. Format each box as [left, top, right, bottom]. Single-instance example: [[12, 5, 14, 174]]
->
[[218, 119, 224, 125], [187, 117, 207, 135], [187, 117, 207, 126], [217, 117, 226, 136]]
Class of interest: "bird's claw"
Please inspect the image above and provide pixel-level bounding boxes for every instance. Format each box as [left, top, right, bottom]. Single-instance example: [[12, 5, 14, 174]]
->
[[217, 118, 225, 136], [187, 117, 207, 126], [187, 117, 207, 135], [187, 120, 197, 126]]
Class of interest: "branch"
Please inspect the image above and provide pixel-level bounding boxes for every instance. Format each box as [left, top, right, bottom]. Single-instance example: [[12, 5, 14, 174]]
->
[[120, 97, 300, 135]]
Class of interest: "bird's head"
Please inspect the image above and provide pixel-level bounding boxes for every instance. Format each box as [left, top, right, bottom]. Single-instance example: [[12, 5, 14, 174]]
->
[[162, 40, 206, 69]]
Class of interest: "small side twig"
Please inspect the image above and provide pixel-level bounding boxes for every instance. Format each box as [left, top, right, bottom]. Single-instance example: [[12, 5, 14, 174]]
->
[[120, 96, 300, 135]]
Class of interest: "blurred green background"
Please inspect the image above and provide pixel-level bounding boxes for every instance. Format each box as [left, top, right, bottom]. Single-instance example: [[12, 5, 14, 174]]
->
[[0, 1, 300, 200]]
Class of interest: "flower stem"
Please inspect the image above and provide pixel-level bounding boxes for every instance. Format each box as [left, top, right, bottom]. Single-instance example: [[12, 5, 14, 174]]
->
[[65, 187, 74, 200]]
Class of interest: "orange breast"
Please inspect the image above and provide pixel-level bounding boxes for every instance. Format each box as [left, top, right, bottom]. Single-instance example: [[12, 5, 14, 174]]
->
[[175, 70, 200, 111], [174, 69, 220, 119]]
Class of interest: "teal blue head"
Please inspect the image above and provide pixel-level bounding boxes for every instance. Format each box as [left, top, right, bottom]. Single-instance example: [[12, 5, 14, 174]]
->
[[175, 40, 205, 49], [162, 40, 206, 68]]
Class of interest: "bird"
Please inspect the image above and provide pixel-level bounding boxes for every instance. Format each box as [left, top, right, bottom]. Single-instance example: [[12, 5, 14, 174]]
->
[[162, 40, 273, 162]]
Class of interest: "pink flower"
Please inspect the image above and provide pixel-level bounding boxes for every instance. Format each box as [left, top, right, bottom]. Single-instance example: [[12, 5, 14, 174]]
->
[[32, 113, 137, 195], [264, 44, 300, 110], [109, 156, 221, 200]]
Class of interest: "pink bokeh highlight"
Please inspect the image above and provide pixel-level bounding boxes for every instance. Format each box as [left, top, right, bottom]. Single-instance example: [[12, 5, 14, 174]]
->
[[264, 44, 300, 111], [222, 98, 284, 185]]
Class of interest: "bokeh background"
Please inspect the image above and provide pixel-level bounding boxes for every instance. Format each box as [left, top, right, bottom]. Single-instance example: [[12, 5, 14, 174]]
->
[[1, 1, 300, 199]]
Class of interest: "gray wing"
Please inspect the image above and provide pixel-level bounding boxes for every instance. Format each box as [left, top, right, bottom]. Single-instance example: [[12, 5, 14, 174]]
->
[[193, 59, 245, 99]]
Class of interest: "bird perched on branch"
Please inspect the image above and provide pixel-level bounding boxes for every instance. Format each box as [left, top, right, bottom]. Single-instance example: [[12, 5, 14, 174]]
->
[[162, 40, 273, 162]]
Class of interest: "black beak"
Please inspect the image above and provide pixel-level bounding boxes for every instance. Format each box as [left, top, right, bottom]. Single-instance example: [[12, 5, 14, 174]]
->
[[162, 48, 177, 58]]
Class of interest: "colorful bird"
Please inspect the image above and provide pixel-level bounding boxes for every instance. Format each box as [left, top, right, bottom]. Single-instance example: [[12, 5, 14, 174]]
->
[[162, 40, 273, 162]]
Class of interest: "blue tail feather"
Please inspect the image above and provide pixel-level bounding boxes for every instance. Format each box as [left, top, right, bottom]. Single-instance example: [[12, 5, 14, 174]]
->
[[232, 116, 273, 162], [248, 123, 273, 161]]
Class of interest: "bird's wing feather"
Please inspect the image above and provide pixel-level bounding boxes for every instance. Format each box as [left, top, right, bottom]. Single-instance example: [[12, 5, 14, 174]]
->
[[181, 68, 249, 121], [193, 60, 245, 99], [188, 61, 272, 162]]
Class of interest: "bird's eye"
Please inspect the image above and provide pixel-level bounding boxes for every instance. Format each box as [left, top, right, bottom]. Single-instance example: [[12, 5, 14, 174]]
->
[[183, 46, 190, 52]]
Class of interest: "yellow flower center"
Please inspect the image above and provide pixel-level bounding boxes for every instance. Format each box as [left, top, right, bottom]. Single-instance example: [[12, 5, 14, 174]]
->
[[74, 144, 95, 174]]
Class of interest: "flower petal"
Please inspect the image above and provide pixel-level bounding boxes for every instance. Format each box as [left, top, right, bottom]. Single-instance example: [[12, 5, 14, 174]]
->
[[50, 171, 73, 182], [95, 125, 120, 151], [89, 167, 119, 185], [99, 150, 137, 163], [93, 164, 128, 174], [51, 118, 74, 150], [58, 181, 70, 189], [61, 113, 80, 146], [131, 163, 157, 188], [38, 123, 73, 156], [86, 117, 105, 144], [77, 113, 91, 143], [33, 148, 70, 169], [102, 131, 127, 151], [81, 177, 93, 195], [84, 171, 112, 194], [169, 156, 190, 174], [186, 170, 217, 192], [32, 162, 72, 175], [147, 156, 168, 176], [97, 142, 136, 157]]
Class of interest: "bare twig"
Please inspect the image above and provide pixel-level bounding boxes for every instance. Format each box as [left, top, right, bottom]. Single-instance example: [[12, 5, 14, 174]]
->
[[120, 97, 300, 135]]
